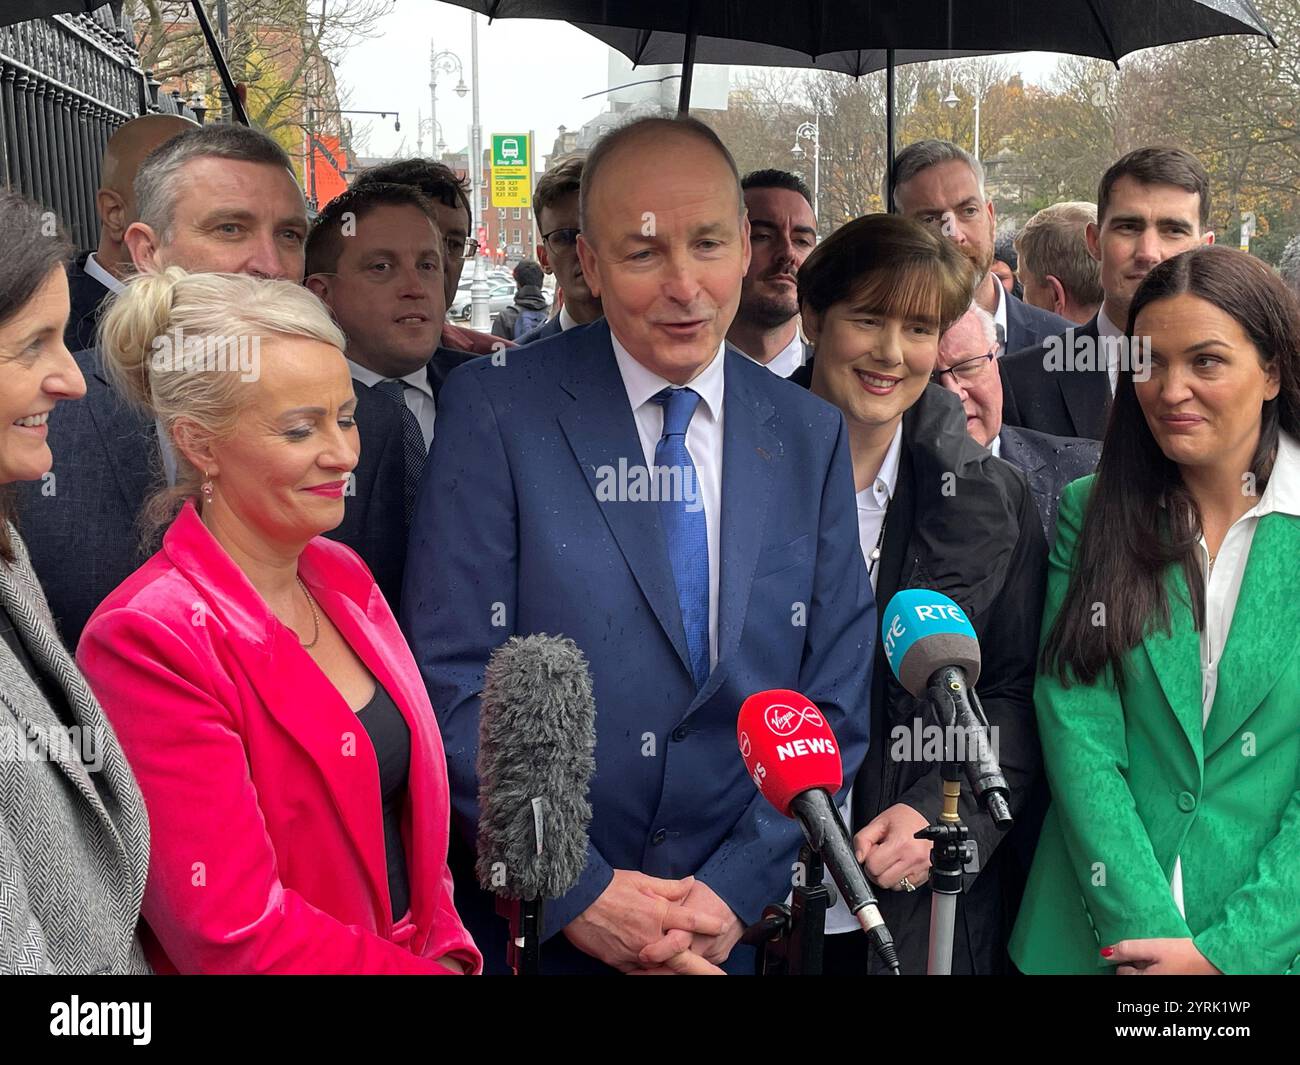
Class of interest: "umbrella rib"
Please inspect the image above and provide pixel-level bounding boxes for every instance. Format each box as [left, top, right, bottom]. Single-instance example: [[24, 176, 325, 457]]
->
[[1082, 0, 1122, 66]]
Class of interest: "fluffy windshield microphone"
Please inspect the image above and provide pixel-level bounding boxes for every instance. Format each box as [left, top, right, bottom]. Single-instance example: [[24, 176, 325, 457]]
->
[[738, 689, 900, 974], [476, 634, 596, 974]]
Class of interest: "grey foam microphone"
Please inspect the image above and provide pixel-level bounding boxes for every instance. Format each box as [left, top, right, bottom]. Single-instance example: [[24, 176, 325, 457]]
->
[[475, 634, 596, 972]]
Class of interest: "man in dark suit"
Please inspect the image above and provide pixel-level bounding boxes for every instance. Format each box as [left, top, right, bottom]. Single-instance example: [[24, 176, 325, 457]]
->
[[515, 154, 603, 345], [16, 125, 394, 650], [726, 169, 818, 378], [889, 139, 1070, 356], [935, 306, 1099, 542], [999, 147, 1215, 440], [402, 116, 874, 975], [305, 183, 475, 611], [64, 113, 197, 353]]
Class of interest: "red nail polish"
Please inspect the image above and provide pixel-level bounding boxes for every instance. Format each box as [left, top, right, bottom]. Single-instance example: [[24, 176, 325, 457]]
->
[[1100, 947, 1114, 958]]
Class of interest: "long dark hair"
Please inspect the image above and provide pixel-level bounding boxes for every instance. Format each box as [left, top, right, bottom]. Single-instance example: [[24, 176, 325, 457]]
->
[[1043, 245, 1300, 686], [0, 191, 72, 564]]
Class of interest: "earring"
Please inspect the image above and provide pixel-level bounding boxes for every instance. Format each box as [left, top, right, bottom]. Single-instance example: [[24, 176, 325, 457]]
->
[[201, 471, 214, 505]]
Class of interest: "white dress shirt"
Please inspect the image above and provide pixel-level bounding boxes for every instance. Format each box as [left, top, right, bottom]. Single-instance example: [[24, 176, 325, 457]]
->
[[1168, 431, 1300, 916], [1095, 304, 1125, 396], [823, 422, 904, 935], [992, 280, 1009, 346], [84, 252, 125, 295], [610, 331, 724, 670], [558, 304, 579, 332], [347, 357, 437, 452], [988, 433, 1003, 459], [745, 326, 805, 379]]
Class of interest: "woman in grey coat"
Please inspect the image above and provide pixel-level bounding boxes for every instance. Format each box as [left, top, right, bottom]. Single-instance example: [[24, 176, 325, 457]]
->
[[0, 191, 150, 974]]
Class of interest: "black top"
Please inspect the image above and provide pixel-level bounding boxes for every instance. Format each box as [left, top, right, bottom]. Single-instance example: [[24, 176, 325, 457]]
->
[[0, 595, 73, 727], [356, 682, 412, 921]]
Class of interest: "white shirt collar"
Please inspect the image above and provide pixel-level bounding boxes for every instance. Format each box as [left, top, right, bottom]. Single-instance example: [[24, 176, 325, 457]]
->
[[1096, 305, 1124, 340], [84, 252, 126, 295], [857, 422, 904, 510], [346, 356, 434, 401], [609, 329, 725, 424], [559, 304, 578, 331], [989, 433, 1003, 458], [1252, 431, 1300, 519], [746, 326, 805, 379], [992, 279, 1008, 338]]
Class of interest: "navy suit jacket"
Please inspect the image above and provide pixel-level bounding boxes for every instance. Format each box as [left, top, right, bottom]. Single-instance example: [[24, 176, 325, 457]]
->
[[1002, 289, 1071, 357], [400, 319, 874, 974], [996, 425, 1100, 545], [64, 253, 113, 355], [1000, 316, 1110, 440]]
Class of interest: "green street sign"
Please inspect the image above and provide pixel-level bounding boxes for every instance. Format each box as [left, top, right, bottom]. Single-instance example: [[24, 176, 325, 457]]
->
[[492, 134, 528, 168]]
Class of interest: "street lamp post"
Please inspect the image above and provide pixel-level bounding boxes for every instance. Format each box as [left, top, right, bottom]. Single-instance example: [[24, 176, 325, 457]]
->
[[943, 78, 981, 162], [791, 114, 820, 225], [467, 12, 490, 331], [306, 108, 401, 209], [429, 41, 468, 163]]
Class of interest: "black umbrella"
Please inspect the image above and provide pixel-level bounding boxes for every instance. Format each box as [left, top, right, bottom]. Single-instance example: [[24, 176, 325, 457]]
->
[[0, 1, 117, 28], [441, 1, 1274, 197]]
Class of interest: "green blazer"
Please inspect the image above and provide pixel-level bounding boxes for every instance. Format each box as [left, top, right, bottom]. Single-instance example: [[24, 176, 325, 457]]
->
[[1011, 476, 1300, 975]]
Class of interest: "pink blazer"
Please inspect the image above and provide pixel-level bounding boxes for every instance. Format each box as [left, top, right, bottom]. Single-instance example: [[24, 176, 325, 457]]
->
[[77, 502, 481, 975]]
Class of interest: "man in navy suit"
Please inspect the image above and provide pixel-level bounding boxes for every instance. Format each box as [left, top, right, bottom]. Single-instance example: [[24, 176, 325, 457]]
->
[[999, 147, 1214, 440], [305, 183, 475, 611], [726, 169, 818, 378], [402, 117, 874, 975], [889, 139, 1069, 357], [515, 155, 603, 345], [16, 125, 401, 649]]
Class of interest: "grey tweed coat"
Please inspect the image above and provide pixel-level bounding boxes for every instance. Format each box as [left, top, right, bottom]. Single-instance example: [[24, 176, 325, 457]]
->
[[0, 523, 151, 974]]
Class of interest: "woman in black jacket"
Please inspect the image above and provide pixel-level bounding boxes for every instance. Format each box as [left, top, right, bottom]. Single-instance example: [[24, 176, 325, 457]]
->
[[791, 214, 1048, 975]]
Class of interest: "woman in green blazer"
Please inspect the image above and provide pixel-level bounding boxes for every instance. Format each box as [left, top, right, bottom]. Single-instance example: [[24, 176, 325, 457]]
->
[[1011, 245, 1300, 975]]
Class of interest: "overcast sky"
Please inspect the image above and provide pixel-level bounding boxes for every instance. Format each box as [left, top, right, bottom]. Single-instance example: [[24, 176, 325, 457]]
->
[[337, 0, 1062, 163]]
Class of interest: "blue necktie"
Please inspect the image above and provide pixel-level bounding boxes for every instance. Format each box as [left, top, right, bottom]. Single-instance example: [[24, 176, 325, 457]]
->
[[653, 387, 710, 690], [374, 378, 427, 525]]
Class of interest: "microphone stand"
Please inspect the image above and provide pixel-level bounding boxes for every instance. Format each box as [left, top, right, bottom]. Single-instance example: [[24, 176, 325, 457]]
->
[[916, 761, 970, 975], [742, 844, 830, 975], [496, 897, 542, 975], [916, 668, 1010, 975]]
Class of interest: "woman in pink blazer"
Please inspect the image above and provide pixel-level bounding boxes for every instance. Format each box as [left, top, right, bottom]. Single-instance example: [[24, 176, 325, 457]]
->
[[77, 269, 480, 975]]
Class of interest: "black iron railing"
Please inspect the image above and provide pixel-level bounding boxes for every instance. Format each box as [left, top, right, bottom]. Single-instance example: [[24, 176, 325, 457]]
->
[[0, 8, 198, 253]]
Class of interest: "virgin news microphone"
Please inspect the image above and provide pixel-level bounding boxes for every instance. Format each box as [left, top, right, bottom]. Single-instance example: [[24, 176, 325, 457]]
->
[[881, 590, 1012, 829], [737, 689, 900, 974], [476, 634, 596, 974]]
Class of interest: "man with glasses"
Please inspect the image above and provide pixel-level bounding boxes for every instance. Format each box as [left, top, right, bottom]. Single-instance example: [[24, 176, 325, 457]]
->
[[934, 305, 1098, 541], [516, 155, 603, 345], [353, 157, 505, 355]]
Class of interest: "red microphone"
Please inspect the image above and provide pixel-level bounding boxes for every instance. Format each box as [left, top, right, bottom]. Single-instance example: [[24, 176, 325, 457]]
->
[[738, 690, 899, 973], [737, 690, 842, 815]]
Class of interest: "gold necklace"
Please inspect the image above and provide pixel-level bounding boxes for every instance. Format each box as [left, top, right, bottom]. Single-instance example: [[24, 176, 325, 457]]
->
[[294, 576, 321, 649]]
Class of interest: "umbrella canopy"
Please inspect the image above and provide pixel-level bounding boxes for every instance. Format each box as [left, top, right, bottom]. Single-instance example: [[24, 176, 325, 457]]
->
[[442, 0, 1274, 205], [445, 1, 1274, 104], [1, 1, 117, 29]]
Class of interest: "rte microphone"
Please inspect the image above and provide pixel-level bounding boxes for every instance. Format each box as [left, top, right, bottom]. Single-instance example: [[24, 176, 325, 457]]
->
[[476, 634, 596, 974], [880, 590, 1012, 829], [737, 689, 900, 974]]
